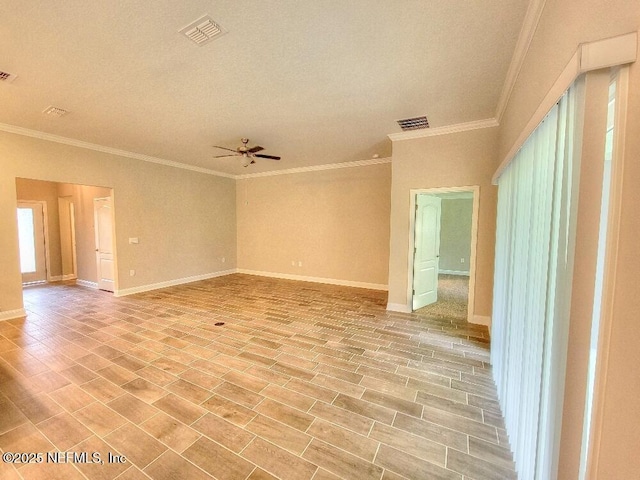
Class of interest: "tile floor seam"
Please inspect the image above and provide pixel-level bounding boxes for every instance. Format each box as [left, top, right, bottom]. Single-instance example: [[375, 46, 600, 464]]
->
[[31, 396, 111, 450], [138, 435, 239, 480]]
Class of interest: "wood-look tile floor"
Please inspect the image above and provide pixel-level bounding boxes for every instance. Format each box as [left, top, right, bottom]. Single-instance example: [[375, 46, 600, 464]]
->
[[0, 274, 516, 480]]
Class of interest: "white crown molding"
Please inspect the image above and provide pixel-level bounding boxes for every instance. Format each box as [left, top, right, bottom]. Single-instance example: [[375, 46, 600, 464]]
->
[[387, 118, 498, 142], [1, 121, 393, 180], [0, 122, 235, 179], [0, 308, 26, 322], [236, 157, 392, 179], [115, 269, 236, 297], [237, 269, 388, 291], [494, 31, 637, 183], [495, 0, 548, 122]]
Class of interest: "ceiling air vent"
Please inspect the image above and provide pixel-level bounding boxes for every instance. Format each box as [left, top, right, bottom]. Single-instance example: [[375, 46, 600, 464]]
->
[[43, 106, 69, 117], [179, 15, 226, 46], [0, 70, 18, 83], [397, 116, 430, 131]]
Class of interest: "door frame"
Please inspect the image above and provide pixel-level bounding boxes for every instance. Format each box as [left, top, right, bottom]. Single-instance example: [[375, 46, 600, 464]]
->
[[93, 195, 117, 293], [17, 200, 52, 284], [406, 185, 480, 322], [58, 196, 78, 280]]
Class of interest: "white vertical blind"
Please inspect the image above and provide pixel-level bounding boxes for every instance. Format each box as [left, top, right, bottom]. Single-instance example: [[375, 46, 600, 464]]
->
[[492, 83, 581, 480]]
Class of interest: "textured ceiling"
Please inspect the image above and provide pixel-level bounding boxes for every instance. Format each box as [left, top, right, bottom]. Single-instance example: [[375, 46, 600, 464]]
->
[[0, 1, 529, 175]]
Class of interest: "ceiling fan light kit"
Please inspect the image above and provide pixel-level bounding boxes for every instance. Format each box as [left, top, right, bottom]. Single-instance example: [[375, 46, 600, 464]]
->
[[212, 138, 281, 167]]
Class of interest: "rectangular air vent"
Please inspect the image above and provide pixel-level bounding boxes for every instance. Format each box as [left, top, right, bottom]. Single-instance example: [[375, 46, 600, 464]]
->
[[397, 116, 430, 131], [179, 15, 226, 46], [0, 70, 18, 83], [43, 106, 69, 117]]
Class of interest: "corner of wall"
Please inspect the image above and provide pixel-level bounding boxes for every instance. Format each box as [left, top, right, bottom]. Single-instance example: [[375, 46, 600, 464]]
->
[[386, 302, 412, 313], [0, 308, 26, 322], [470, 315, 492, 328]]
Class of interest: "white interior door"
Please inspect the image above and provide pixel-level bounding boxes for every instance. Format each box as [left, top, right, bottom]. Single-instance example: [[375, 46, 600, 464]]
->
[[17, 202, 47, 284], [412, 195, 442, 310], [94, 197, 115, 292]]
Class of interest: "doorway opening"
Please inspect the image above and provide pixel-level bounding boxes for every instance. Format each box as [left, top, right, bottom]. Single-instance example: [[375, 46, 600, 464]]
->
[[15, 178, 116, 294], [407, 186, 479, 322], [17, 201, 50, 284]]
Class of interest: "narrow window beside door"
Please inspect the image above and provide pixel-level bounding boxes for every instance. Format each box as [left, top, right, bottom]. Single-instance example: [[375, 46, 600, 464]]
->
[[17, 208, 36, 273]]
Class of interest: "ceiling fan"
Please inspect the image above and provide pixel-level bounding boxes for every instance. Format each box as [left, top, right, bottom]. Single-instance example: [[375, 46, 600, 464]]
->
[[212, 138, 281, 167]]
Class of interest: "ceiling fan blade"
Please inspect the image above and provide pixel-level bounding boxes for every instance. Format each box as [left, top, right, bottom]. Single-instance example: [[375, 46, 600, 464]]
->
[[212, 145, 239, 153], [254, 154, 281, 160], [247, 146, 264, 153], [212, 153, 239, 158]]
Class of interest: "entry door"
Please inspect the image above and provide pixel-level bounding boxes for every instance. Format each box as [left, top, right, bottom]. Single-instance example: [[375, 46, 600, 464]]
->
[[94, 197, 115, 292], [17, 202, 47, 283], [412, 195, 442, 310]]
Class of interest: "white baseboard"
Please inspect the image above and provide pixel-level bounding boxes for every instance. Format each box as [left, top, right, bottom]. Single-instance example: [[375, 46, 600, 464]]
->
[[0, 308, 26, 321], [386, 303, 412, 313], [237, 269, 388, 291], [48, 274, 77, 282], [470, 315, 492, 327], [115, 269, 236, 297], [439, 270, 470, 276], [76, 279, 98, 289]]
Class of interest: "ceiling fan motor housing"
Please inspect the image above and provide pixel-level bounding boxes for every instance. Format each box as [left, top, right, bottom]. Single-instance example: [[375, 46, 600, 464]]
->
[[212, 138, 281, 164]]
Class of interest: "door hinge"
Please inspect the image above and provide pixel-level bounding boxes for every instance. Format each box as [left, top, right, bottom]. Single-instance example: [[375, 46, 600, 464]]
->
[[412, 289, 416, 295]]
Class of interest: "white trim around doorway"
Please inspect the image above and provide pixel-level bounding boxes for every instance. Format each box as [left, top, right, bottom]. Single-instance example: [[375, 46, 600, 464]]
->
[[406, 185, 480, 324]]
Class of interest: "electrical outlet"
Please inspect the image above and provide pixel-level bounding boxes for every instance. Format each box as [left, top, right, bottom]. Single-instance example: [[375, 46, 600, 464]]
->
[[221, 257, 225, 263], [129, 270, 136, 276], [292, 260, 295, 266], [461, 258, 465, 263], [298, 261, 302, 267]]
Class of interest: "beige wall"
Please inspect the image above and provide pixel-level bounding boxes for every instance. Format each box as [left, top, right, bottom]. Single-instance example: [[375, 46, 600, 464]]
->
[[498, 1, 639, 161], [497, 0, 640, 477], [15, 178, 64, 278], [0, 130, 237, 314], [236, 163, 391, 287], [388, 127, 498, 317], [438, 197, 473, 273]]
